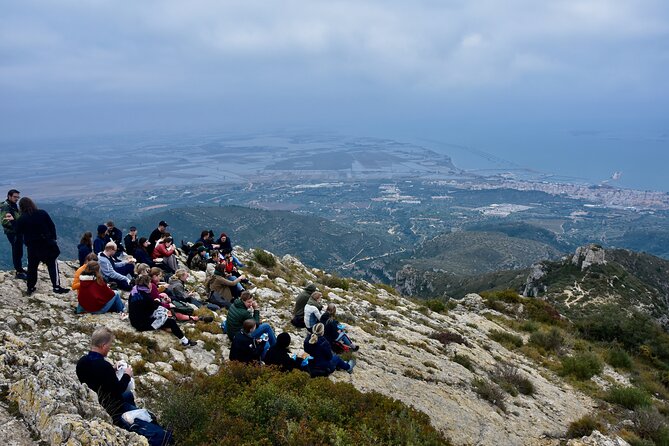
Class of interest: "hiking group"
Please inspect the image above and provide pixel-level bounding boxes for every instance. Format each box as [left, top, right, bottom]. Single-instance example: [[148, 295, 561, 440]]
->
[[3, 189, 361, 446]]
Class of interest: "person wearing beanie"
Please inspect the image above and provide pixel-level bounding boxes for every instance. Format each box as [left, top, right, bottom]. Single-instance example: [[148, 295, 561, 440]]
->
[[291, 283, 318, 328], [264, 332, 307, 372]]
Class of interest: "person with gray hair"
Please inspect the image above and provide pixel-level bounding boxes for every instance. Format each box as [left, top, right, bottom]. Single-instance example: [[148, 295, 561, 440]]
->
[[76, 327, 174, 445], [99, 241, 135, 291]]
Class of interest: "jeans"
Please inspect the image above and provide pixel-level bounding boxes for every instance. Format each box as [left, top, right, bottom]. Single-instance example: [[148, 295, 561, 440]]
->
[[251, 323, 276, 359], [6, 233, 24, 272], [329, 354, 350, 372], [336, 332, 353, 346]]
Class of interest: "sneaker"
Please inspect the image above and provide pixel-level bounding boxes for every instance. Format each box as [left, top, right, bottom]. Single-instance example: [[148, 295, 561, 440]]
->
[[182, 338, 197, 347], [352, 345, 360, 352], [53, 286, 70, 294], [15, 272, 27, 280], [347, 359, 357, 374], [27, 287, 37, 296]]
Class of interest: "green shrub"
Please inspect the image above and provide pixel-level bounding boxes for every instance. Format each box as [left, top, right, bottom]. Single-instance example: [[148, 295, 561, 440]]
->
[[566, 415, 603, 439], [520, 321, 540, 332], [560, 352, 603, 380], [528, 328, 565, 353], [634, 406, 669, 444], [607, 347, 633, 370], [424, 299, 447, 313], [319, 274, 350, 291], [488, 329, 523, 349], [490, 364, 534, 396], [452, 353, 474, 371], [252, 249, 276, 268], [606, 386, 652, 410], [524, 298, 563, 325], [472, 377, 506, 412], [576, 305, 660, 354], [157, 363, 447, 445]]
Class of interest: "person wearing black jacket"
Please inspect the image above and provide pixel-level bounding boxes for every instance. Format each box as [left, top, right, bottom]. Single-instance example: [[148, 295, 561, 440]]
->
[[14, 197, 69, 295], [124, 226, 139, 257], [1, 189, 27, 279], [264, 332, 306, 372], [148, 220, 168, 255], [76, 327, 136, 426], [229, 319, 265, 364]]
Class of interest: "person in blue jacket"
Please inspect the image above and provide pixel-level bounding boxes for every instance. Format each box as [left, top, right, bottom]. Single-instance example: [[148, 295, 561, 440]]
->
[[303, 323, 355, 377]]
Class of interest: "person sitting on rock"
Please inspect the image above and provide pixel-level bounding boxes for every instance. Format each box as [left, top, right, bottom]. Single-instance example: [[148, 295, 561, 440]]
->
[[291, 283, 317, 328], [190, 245, 210, 272], [168, 268, 205, 308], [320, 303, 359, 352], [264, 332, 308, 372], [196, 230, 218, 251], [73, 252, 98, 292], [106, 220, 124, 253], [152, 236, 178, 274], [216, 232, 244, 267], [93, 224, 111, 255], [76, 326, 174, 445], [225, 291, 276, 358], [149, 267, 209, 323], [205, 263, 246, 309], [99, 242, 135, 291], [78, 231, 93, 266], [123, 226, 139, 258], [229, 319, 266, 364], [133, 237, 154, 267], [304, 291, 324, 332], [128, 274, 196, 346], [148, 220, 168, 256], [303, 322, 355, 377], [76, 261, 125, 314]]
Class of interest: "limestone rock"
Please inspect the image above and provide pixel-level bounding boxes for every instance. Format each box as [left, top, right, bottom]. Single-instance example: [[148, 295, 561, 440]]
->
[[566, 430, 630, 446]]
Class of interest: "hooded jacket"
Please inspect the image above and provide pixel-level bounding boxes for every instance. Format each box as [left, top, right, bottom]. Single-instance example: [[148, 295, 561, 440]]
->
[[292, 283, 317, 318], [304, 296, 324, 329], [226, 299, 259, 342], [77, 275, 116, 313]]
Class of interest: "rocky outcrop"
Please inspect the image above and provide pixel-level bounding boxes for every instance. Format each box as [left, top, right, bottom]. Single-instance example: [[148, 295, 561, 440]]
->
[[0, 250, 603, 445], [566, 430, 630, 446], [572, 244, 606, 271], [523, 263, 548, 297]]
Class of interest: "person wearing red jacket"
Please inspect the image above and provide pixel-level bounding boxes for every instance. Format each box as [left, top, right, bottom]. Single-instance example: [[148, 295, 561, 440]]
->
[[77, 261, 125, 314], [151, 236, 177, 273]]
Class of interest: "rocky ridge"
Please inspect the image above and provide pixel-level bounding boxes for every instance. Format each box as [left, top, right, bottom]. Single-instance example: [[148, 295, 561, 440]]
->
[[0, 247, 631, 445]]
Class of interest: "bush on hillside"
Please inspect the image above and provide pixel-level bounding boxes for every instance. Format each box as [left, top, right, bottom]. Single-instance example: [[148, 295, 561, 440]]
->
[[566, 415, 604, 439], [490, 364, 534, 396], [634, 407, 669, 445], [252, 249, 277, 268], [423, 299, 448, 313], [430, 330, 467, 346], [472, 377, 506, 412], [488, 329, 523, 349], [560, 352, 603, 380], [452, 353, 474, 371], [607, 347, 634, 370], [319, 273, 350, 291], [523, 298, 563, 325], [528, 328, 565, 353], [156, 363, 447, 445], [606, 386, 652, 410]]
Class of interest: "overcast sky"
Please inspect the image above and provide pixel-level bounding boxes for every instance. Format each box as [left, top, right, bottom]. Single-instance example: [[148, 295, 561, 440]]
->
[[1, 1, 668, 187]]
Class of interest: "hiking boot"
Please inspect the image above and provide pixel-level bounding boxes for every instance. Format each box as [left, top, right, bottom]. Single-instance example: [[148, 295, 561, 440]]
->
[[27, 287, 37, 296], [347, 359, 357, 374], [351, 345, 360, 352], [15, 272, 27, 280], [53, 286, 70, 294]]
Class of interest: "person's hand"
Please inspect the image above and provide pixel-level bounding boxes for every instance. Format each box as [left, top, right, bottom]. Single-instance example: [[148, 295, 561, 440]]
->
[[239, 275, 246, 281], [124, 365, 133, 378], [4, 213, 13, 221], [252, 301, 259, 310]]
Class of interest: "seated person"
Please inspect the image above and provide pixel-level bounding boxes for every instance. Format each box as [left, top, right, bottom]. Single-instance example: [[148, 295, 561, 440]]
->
[[106, 220, 124, 253], [149, 267, 209, 323], [303, 323, 355, 377], [168, 268, 204, 308], [291, 283, 317, 328], [205, 264, 246, 309], [190, 245, 210, 271], [77, 260, 125, 314], [304, 291, 324, 332], [73, 252, 98, 292], [93, 224, 111, 255], [76, 327, 173, 446], [320, 303, 359, 352], [226, 291, 276, 358], [229, 319, 266, 364], [133, 237, 154, 267], [217, 232, 244, 267], [98, 242, 135, 291], [195, 230, 218, 250], [128, 274, 196, 346], [152, 236, 178, 273], [78, 231, 93, 266], [124, 226, 139, 257], [264, 332, 307, 372]]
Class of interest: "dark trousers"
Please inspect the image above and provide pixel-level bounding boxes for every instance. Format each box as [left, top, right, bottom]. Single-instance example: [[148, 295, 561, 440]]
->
[[162, 318, 185, 339], [6, 233, 24, 272], [26, 246, 60, 290]]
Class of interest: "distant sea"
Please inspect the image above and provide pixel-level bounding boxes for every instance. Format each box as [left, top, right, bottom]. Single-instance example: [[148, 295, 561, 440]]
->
[[412, 131, 669, 193]]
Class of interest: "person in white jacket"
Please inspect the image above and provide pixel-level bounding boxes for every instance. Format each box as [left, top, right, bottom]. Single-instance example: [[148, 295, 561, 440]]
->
[[304, 291, 324, 332]]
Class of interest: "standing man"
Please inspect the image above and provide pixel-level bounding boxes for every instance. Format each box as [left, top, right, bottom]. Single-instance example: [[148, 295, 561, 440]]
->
[[1, 189, 27, 279], [148, 220, 168, 256], [14, 196, 69, 295]]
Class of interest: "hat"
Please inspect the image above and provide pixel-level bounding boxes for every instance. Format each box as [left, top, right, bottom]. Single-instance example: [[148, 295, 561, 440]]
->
[[129, 226, 137, 231], [305, 283, 317, 293], [159, 220, 168, 227], [197, 246, 207, 253], [97, 224, 108, 234]]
